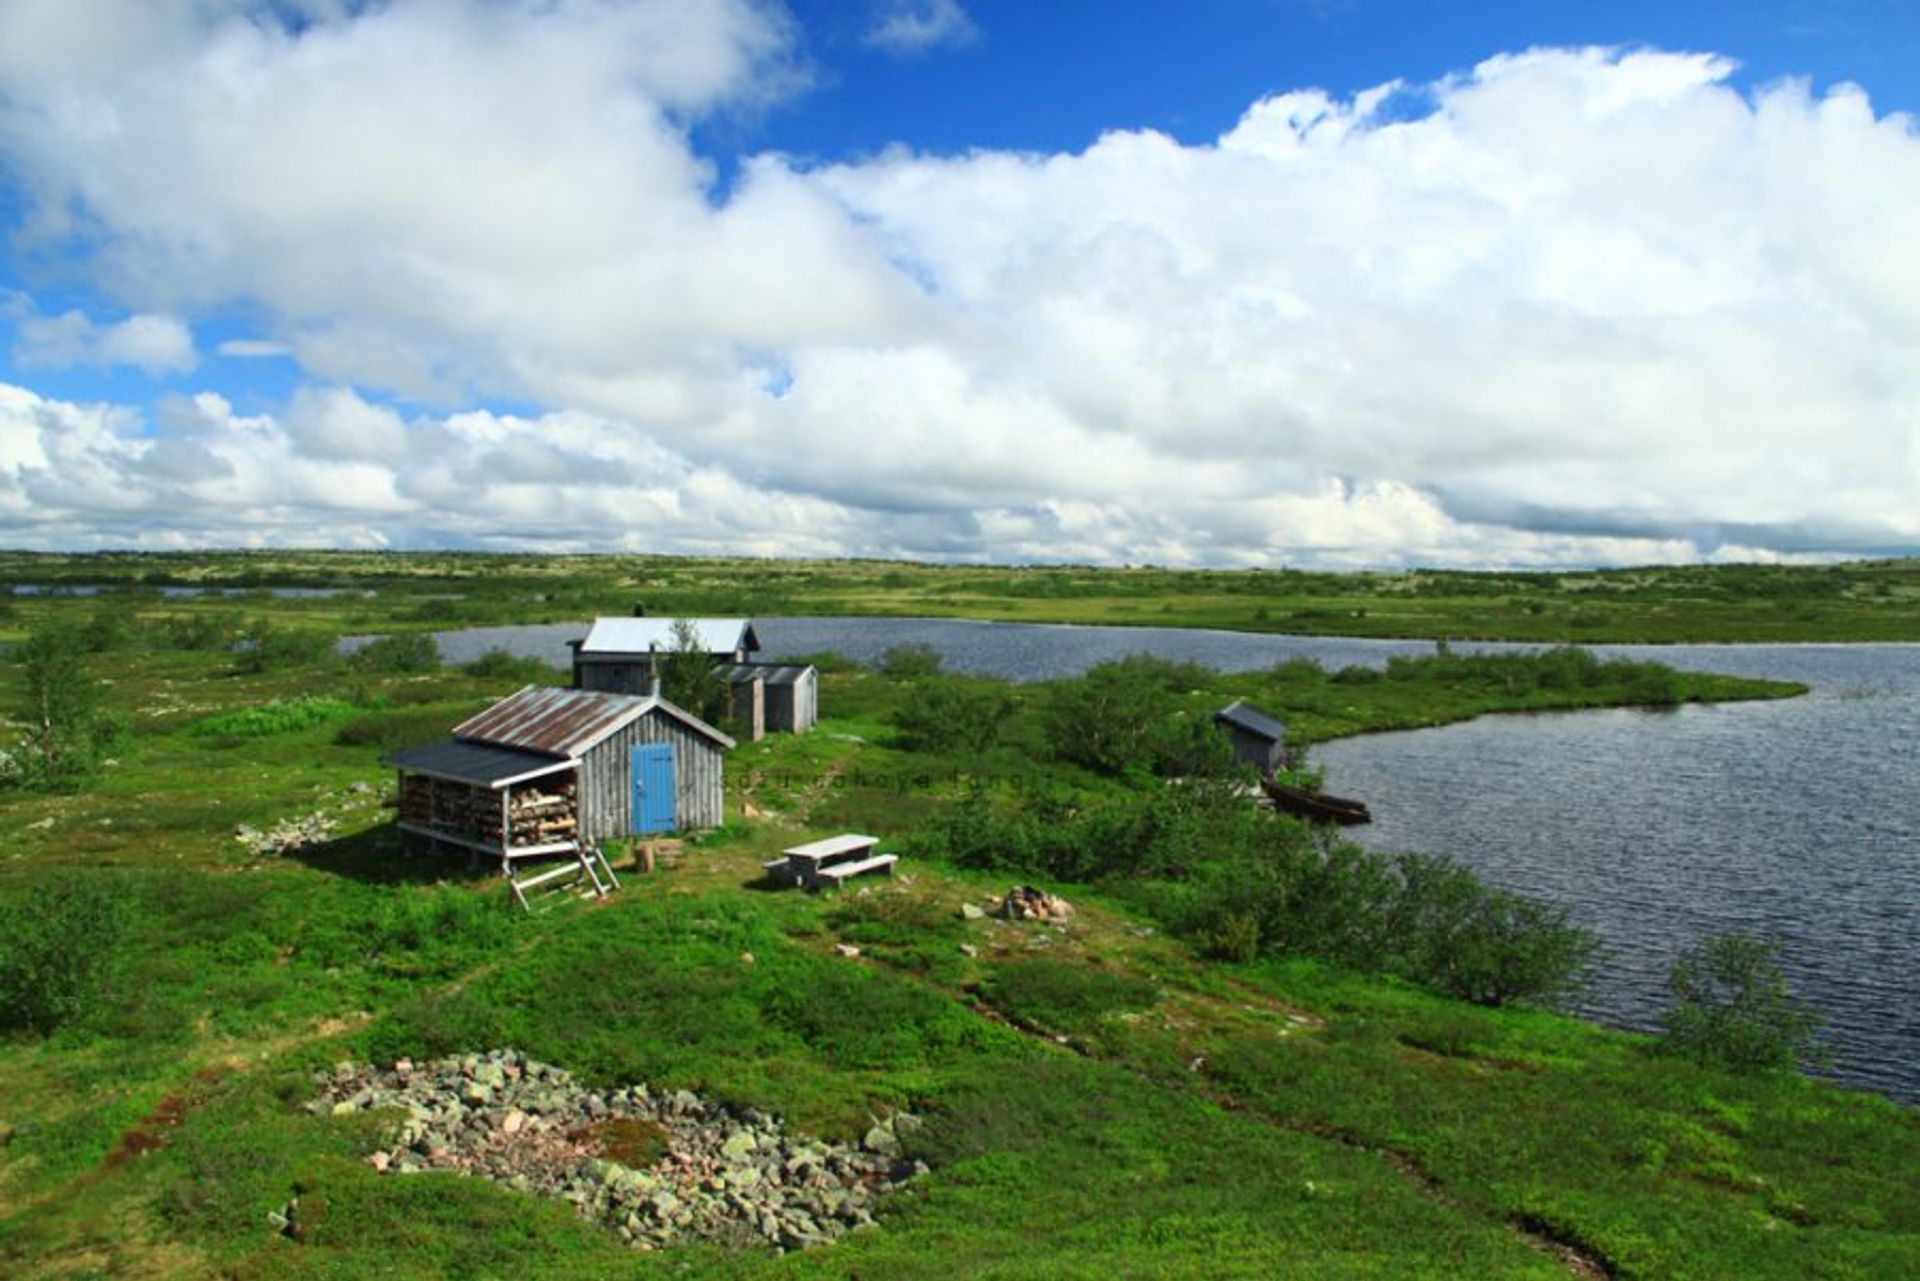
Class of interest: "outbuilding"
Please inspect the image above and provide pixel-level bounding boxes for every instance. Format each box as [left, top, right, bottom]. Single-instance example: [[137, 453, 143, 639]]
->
[[568, 616, 817, 741], [570, 617, 761, 694], [715, 662, 819, 739], [386, 686, 734, 906], [1213, 699, 1287, 774]]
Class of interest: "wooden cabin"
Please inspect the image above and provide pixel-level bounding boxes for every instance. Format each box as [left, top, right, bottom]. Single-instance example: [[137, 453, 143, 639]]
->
[[1213, 699, 1287, 774], [568, 617, 817, 742], [570, 617, 761, 694], [385, 686, 734, 907]]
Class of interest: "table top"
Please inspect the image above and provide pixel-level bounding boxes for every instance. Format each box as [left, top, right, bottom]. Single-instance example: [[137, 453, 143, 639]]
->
[[782, 833, 879, 863]]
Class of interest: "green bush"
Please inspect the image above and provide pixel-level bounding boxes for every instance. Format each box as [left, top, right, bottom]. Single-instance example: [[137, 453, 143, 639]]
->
[[158, 612, 239, 651], [334, 707, 468, 752], [235, 620, 337, 673], [1045, 656, 1225, 779], [1658, 932, 1825, 1073], [879, 643, 944, 678], [892, 678, 1011, 753], [655, 619, 728, 723], [190, 696, 363, 739], [349, 632, 441, 675], [461, 649, 564, 684], [0, 874, 135, 1035]]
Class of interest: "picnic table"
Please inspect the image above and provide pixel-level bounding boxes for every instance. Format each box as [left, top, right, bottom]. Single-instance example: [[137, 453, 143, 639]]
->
[[765, 833, 897, 891]]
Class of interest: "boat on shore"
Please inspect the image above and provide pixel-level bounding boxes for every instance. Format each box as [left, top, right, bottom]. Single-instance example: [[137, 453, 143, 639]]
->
[[1260, 775, 1372, 825]]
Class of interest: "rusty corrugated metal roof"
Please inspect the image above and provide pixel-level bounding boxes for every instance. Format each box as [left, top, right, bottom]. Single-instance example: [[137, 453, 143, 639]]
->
[[452, 685, 737, 756], [453, 686, 650, 757]]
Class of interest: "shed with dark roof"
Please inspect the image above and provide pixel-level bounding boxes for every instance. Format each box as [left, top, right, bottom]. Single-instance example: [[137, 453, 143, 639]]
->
[[1213, 699, 1287, 774], [715, 662, 819, 739], [385, 686, 734, 905]]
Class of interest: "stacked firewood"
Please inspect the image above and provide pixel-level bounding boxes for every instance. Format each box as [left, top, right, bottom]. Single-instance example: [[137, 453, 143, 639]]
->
[[508, 782, 577, 847], [400, 776, 498, 844]]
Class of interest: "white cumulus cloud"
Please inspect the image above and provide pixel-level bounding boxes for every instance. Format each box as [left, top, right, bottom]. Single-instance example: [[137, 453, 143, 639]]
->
[[0, 6, 1915, 566]]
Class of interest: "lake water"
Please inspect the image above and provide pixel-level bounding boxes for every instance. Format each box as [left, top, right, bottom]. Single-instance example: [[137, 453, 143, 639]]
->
[[7, 584, 367, 598], [407, 617, 1919, 1102]]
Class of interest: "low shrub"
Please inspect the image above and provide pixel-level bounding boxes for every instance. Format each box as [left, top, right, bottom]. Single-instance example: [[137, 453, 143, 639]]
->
[[0, 873, 135, 1035], [879, 642, 944, 678], [349, 633, 441, 675], [892, 678, 1012, 753], [190, 696, 362, 739], [460, 649, 564, 684], [1658, 932, 1825, 1074], [334, 706, 470, 752], [234, 620, 337, 673], [158, 612, 239, 651]]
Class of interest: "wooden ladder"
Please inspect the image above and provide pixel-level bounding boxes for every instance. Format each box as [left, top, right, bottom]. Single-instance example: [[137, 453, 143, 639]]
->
[[507, 845, 622, 912]]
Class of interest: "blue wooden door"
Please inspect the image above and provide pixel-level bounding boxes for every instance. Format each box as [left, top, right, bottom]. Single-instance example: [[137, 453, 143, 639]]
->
[[630, 743, 676, 833]]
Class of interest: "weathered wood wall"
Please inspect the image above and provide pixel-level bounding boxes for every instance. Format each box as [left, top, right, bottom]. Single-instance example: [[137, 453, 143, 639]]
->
[[575, 657, 656, 696], [576, 708, 726, 839], [1224, 727, 1283, 773]]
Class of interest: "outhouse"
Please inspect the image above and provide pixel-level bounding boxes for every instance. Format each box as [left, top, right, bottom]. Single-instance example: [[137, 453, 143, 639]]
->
[[1213, 699, 1287, 774], [715, 662, 819, 739]]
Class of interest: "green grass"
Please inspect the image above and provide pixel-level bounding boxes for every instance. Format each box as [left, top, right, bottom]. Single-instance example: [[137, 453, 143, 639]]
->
[[0, 582, 1910, 1278]]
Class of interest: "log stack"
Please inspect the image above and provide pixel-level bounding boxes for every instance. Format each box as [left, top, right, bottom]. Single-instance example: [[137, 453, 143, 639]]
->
[[508, 781, 578, 848], [399, 775, 503, 846]]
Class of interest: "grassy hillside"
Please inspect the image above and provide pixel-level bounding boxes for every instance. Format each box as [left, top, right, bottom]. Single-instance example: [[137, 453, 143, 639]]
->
[[0, 597, 1911, 1278], [2, 549, 1919, 643]]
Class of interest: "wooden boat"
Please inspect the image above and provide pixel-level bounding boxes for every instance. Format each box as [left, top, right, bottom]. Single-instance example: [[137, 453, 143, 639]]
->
[[1259, 776, 1372, 825]]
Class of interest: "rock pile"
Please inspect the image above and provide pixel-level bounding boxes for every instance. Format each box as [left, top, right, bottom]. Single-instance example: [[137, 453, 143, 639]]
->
[[309, 1050, 924, 1252], [994, 885, 1075, 922], [236, 811, 335, 856]]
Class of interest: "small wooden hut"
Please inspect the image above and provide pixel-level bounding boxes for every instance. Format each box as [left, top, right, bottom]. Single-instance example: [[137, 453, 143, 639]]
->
[[386, 686, 734, 907], [715, 662, 819, 740], [1213, 699, 1287, 774]]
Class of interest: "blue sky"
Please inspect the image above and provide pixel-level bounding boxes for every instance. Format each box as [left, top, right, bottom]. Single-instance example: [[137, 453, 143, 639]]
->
[[1, 0, 1916, 565], [757, 1, 1920, 158]]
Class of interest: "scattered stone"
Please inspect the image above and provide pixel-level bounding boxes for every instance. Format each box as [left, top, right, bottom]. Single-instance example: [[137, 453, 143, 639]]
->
[[832, 943, 862, 958], [307, 1049, 921, 1253], [959, 902, 986, 921], [235, 811, 334, 857], [959, 943, 977, 958]]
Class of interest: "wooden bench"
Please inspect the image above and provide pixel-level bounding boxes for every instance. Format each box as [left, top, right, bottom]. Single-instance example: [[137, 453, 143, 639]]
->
[[813, 853, 898, 889]]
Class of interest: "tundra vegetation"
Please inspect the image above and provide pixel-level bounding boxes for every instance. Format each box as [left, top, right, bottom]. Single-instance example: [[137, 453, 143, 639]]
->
[[0, 553, 1913, 1279]]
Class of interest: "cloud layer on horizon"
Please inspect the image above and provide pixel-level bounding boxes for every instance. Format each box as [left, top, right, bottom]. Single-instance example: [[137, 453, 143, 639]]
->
[[0, 0, 1916, 567]]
